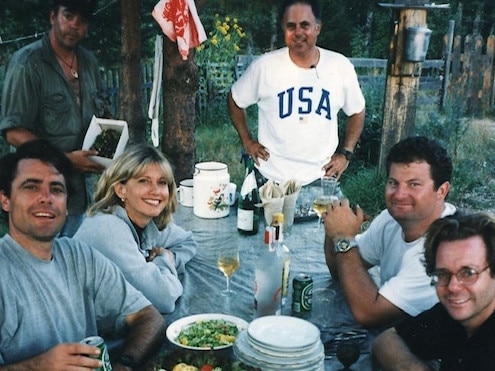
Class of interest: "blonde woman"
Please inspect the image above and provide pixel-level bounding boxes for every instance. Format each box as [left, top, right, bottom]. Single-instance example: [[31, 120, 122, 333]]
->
[[74, 144, 197, 314]]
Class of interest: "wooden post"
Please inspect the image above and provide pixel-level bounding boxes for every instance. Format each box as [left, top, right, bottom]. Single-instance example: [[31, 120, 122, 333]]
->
[[441, 20, 455, 109], [377, 1, 449, 170]]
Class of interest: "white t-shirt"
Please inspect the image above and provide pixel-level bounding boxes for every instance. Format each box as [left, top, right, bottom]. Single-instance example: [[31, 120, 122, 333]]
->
[[231, 47, 365, 185], [356, 203, 456, 316]]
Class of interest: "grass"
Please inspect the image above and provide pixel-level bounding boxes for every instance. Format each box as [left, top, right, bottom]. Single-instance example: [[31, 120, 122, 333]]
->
[[195, 103, 258, 188]]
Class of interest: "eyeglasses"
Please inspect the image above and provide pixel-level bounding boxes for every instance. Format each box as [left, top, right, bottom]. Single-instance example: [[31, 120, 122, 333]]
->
[[431, 266, 490, 287]]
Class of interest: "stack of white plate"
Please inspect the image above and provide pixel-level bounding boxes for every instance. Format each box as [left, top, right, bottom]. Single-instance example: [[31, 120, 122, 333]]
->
[[233, 315, 324, 371]]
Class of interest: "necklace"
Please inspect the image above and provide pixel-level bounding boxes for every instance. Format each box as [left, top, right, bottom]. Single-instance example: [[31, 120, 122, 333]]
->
[[55, 51, 78, 79]]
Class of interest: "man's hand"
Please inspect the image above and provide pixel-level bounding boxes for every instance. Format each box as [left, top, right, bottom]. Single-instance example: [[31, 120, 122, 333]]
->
[[66, 150, 106, 173], [244, 139, 269, 166], [322, 153, 349, 179], [11, 343, 102, 370], [323, 198, 364, 242]]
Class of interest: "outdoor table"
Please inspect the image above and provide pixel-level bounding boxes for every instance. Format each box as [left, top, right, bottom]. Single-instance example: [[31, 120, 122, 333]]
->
[[156, 204, 379, 370]]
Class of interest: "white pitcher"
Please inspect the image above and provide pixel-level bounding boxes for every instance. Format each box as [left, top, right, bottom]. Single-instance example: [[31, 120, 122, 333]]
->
[[193, 162, 235, 218]]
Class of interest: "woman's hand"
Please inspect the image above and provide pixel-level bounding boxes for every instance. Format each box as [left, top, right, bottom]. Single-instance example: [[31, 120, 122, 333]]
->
[[146, 247, 164, 262]]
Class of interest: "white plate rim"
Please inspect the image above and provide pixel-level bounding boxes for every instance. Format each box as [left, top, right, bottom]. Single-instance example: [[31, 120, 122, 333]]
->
[[166, 313, 249, 350], [247, 315, 320, 350]]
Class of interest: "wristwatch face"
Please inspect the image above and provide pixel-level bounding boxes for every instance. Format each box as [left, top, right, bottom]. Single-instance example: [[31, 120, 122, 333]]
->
[[334, 239, 357, 253], [339, 149, 354, 161]]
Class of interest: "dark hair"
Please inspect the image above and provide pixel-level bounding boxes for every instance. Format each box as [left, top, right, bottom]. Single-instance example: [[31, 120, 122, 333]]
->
[[278, 0, 322, 24], [0, 139, 74, 199], [51, 0, 97, 19], [424, 212, 495, 278], [385, 136, 452, 190]]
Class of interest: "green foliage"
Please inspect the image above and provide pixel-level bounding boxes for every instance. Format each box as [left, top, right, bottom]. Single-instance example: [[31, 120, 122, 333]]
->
[[197, 0, 273, 53], [416, 97, 495, 212], [353, 78, 385, 167], [195, 15, 248, 66], [195, 15, 250, 124], [195, 102, 257, 188], [340, 166, 387, 218]]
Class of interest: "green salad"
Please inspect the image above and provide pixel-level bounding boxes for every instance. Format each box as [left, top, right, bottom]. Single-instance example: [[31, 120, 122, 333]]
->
[[176, 319, 239, 348]]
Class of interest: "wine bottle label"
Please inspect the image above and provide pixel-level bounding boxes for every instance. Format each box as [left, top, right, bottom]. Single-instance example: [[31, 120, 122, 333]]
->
[[237, 208, 254, 230]]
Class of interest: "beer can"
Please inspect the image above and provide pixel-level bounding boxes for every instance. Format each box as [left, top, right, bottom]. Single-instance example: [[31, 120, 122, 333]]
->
[[292, 273, 313, 313], [80, 336, 112, 370]]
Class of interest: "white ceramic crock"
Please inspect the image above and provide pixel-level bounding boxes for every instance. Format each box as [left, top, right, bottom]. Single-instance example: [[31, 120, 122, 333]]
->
[[193, 162, 231, 218]]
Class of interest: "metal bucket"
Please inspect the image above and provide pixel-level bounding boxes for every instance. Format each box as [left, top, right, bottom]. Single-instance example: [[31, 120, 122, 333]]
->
[[193, 162, 231, 218], [404, 27, 432, 62]]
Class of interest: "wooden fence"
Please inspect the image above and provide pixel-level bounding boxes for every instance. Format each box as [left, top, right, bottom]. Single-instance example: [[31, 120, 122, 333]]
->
[[445, 34, 495, 113], [101, 43, 495, 119], [100, 60, 154, 118], [101, 56, 443, 119]]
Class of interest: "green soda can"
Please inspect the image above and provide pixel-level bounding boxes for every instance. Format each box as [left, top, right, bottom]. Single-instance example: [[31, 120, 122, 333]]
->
[[80, 336, 112, 370], [292, 273, 313, 313]]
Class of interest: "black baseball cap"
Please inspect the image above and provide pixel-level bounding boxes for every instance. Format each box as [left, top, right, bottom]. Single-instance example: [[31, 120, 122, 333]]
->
[[52, 0, 97, 19]]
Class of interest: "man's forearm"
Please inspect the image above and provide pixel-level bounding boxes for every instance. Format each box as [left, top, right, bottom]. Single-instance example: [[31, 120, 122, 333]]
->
[[324, 235, 339, 279], [118, 305, 166, 364], [336, 249, 379, 313], [227, 92, 252, 146], [341, 109, 365, 151], [335, 249, 406, 326], [373, 328, 432, 371]]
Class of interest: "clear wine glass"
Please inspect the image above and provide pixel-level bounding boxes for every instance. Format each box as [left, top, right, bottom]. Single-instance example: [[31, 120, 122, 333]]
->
[[313, 195, 335, 229], [310, 186, 324, 229], [217, 246, 240, 296], [313, 176, 339, 229]]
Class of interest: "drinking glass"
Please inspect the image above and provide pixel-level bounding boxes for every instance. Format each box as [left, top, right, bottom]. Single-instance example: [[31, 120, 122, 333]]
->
[[321, 176, 338, 197], [312, 176, 339, 229], [217, 246, 240, 296]]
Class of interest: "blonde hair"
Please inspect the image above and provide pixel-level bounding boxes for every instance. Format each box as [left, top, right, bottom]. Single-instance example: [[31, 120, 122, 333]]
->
[[88, 144, 178, 229]]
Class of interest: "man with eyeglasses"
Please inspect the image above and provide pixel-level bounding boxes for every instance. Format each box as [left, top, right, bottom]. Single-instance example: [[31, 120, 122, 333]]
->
[[373, 212, 495, 370]]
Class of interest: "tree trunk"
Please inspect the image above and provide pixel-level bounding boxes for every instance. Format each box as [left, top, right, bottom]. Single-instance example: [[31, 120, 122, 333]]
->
[[120, 0, 146, 144], [161, 36, 200, 183]]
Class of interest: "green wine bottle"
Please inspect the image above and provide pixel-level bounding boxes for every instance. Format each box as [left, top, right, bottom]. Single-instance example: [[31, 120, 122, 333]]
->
[[237, 155, 261, 235]]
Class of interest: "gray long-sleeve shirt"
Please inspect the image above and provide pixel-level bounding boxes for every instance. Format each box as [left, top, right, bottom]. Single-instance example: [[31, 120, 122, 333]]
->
[[74, 206, 197, 314]]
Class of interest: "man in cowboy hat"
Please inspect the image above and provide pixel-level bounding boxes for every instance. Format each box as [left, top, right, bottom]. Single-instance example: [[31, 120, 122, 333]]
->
[[0, 0, 110, 237]]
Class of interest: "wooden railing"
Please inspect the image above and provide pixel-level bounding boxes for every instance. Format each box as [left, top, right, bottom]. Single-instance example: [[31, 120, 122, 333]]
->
[[100, 56, 445, 118]]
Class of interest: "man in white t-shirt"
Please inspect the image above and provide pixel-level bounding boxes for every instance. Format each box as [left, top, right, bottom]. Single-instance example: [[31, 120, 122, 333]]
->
[[323, 136, 456, 327], [228, 0, 365, 185]]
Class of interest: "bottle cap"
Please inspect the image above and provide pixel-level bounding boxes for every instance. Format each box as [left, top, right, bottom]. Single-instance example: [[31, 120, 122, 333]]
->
[[272, 212, 284, 225]]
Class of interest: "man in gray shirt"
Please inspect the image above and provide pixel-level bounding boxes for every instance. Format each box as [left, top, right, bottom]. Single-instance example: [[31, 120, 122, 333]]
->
[[0, 139, 165, 369]]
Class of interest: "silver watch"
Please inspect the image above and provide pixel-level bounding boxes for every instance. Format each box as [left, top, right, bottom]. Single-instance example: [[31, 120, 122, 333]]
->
[[334, 238, 358, 253]]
